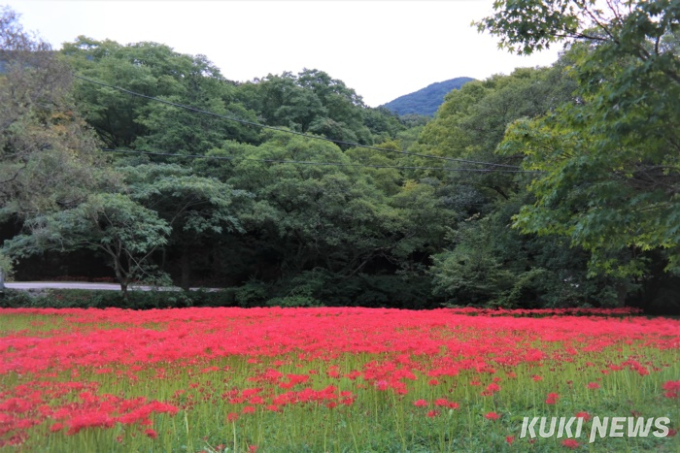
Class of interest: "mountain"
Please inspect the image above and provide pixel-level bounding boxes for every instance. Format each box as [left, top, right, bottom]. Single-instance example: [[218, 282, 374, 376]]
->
[[381, 77, 475, 116]]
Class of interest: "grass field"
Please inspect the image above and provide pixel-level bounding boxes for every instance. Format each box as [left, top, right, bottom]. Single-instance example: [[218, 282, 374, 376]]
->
[[0, 307, 678, 452]]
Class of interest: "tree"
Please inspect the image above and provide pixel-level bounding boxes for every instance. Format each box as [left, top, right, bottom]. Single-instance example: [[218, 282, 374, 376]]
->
[[479, 0, 680, 277], [0, 8, 103, 216], [0, 7, 104, 286], [236, 69, 372, 146], [62, 37, 260, 152], [121, 163, 247, 289], [5, 194, 171, 295]]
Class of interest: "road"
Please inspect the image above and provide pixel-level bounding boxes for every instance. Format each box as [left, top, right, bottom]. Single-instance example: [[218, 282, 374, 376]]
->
[[4, 282, 219, 292]]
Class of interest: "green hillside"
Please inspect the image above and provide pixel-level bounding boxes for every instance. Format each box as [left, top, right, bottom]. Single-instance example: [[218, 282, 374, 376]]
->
[[381, 77, 475, 116]]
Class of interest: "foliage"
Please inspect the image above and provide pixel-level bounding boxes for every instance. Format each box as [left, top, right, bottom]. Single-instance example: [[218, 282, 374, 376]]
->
[[121, 163, 248, 289], [0, 7, 104, 218], [0, 288, 236, 309], [4, 194, 171, 294], [481, 0, 680, 279], [62, 37, 260, 151], [4, 5, 679, 311]]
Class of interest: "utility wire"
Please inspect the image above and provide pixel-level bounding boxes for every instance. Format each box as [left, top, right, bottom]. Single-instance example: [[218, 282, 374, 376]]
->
[[76, 75, 522, 170], [101, 148, 542, 174]]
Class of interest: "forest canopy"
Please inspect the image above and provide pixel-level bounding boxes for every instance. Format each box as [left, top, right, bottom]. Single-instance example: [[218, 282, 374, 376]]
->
[[1, 2, 679, 313]]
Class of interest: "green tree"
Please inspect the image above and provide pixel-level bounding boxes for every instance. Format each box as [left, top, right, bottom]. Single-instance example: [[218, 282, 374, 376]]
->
[[62, 37, 259, 152], [0, 7, 105, 286], [121, 163, 247, 289], [5, 194, 171, 295], [480, 0, 680, 277], [0, 8, 103, 217], [236, 69, 372, 145]]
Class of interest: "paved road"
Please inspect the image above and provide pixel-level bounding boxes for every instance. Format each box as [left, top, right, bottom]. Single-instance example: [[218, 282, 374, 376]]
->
[[4, 282, 218, 292]]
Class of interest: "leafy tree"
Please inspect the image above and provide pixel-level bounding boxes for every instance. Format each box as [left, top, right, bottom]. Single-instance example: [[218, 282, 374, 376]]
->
[[5, 194, 171, 295], [62, 37, 259, 152], [0, 8, 103, 217], [0, 7, 105, 286], [480, 0, 680, 278], [121, 163, 248, 289], [413, 61, 631, 307], [190, 131, 450, 305], [236, 69, 372, 145]]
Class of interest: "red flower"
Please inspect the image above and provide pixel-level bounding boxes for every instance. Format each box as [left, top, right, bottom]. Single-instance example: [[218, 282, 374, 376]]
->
[[532, 375, 543, 382], [226, 412, 239, 422], [484, 412, 500, 420], [144, 429, 158, 439], [427, 410, 440, 418], [506, 436, 514, 445], [413, 399, 428, 407], [575, 411, 590, 421], [663, 380, 680, 398], [546, 392, 560, 405], [587, 382, 600, 389], [486, 383, 501, 393], [562, 439, 579, 449]]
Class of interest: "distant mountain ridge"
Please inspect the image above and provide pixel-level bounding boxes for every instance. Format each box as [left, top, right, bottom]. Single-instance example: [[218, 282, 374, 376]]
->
[[381, 77, 475, 116]]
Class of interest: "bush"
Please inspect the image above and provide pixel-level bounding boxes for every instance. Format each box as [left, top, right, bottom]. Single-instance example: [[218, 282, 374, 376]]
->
[[0, 288, 237, 309], [265, 295, 320, 308], [0, 289, 34, 308]]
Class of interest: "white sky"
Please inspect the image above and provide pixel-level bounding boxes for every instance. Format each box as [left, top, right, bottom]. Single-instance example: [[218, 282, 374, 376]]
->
[[4, 1, 562, 107]]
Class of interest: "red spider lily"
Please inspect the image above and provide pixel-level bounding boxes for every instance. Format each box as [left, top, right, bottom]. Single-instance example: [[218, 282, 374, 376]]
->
[[662, 380, 680, 399], [0, 306, 678, 448], [575, 411, 590, 421], [545, 393, 559, 405], [562, 439, 579, 449], [484, 412, 500, 420]]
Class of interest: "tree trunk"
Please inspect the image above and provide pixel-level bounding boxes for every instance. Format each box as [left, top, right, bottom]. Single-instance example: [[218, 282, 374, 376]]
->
[[0, 267, 5, 291], [111, 256, 128, 299]]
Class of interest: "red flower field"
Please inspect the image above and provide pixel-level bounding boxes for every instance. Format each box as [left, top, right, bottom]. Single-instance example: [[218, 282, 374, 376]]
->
[[0, 307, 678, 451]]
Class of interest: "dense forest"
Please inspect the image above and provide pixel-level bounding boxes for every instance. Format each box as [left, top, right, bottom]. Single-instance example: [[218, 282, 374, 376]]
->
[[1, 0, 679, 313]]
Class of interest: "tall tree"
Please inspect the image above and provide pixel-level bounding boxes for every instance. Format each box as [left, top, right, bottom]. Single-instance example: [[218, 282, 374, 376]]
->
[[62, 37, 259, 152], [0, 8, 103, 217], [236, 69, 372, 145], [121, 163, 247, 289], [0, 7, 105, 286], [479, 0, 680, 277]]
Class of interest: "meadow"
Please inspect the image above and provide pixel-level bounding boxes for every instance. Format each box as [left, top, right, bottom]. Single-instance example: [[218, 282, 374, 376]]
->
[[0, 307, 678, 452]]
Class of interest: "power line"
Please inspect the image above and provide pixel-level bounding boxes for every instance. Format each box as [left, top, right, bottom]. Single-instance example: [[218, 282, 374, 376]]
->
[[75, 75, 522, 170], [101, 148, 541, 174]]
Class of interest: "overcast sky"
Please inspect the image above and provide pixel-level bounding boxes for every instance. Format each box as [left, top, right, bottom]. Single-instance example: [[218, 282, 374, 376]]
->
[[4, 1, 562, 107]]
